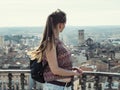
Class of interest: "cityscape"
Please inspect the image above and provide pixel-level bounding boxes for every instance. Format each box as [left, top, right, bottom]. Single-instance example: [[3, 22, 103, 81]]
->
[[0, 25, 120, 90]]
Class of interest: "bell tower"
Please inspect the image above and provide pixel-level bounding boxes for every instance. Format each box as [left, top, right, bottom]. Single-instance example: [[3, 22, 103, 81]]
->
[[78, 30, 84, 46]]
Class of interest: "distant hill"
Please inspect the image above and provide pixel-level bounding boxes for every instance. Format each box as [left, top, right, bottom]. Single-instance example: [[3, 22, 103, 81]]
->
[[0, 27, 44, 35]]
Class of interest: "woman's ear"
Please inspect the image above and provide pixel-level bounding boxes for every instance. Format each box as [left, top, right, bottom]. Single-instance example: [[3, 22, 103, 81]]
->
[[57, 23, 61, 29], [57, 23, 64, 32]]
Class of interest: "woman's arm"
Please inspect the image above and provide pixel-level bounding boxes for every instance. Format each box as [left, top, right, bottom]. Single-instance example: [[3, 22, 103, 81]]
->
[[46, 43, 82, 76]]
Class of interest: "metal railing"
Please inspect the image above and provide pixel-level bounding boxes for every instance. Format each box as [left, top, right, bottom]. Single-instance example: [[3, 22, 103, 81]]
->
[[0, 70, 30, 90], [0, 70, 120, 90], [79, 71, 120, 90]]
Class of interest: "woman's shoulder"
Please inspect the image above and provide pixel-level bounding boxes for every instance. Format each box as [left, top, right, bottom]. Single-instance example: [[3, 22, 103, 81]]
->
[[55, 38, 63, 45]]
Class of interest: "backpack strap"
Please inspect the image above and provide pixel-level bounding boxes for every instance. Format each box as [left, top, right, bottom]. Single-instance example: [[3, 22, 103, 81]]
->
[[43, 61, 48, 69]]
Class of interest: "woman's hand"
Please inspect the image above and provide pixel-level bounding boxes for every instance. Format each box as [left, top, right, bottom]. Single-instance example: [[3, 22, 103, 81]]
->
[[72, 67, 83, 76]]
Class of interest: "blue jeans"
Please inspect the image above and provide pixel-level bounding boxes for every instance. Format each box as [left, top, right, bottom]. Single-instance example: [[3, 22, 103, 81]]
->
[[43, 82, 72, 90]]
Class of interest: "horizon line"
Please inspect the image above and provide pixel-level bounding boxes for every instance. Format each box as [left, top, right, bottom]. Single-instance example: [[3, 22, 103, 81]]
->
[[0, 25, 120, 28]]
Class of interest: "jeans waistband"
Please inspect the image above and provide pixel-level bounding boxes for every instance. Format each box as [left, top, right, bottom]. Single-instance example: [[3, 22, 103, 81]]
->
[[47, 80, 72, 87]]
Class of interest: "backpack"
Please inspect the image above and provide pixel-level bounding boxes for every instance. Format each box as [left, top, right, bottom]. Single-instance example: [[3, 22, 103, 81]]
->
[[30, 58, 48, 83]]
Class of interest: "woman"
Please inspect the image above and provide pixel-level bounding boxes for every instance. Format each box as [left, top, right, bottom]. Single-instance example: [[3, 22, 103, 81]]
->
[[30, 9, 82, 90]]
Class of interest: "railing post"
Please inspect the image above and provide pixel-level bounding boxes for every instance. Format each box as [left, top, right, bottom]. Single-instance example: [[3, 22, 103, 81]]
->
[[78, 76, 82, 90], [71, 77, 74, 90], [81, 74, 86, 90], [107, 76, 112, 90], [88, 83, 91, 89], [94, 75, 100, 90], [98, 83, 102, 90], [0, 80, 2, 90], [20, 73, 25, 90], [8, 73, 12, 90]]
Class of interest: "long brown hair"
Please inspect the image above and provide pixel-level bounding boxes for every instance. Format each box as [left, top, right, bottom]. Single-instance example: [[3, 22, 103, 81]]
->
[[28, 9, 66, 62]]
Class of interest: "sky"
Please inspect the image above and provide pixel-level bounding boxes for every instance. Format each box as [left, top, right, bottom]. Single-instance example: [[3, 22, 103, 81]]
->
[[0, 0, 120, 27]]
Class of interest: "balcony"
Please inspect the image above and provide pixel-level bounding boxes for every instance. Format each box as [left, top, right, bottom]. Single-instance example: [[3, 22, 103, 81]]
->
[[0, 70, 120, 90], [79, 71, 120, 90]]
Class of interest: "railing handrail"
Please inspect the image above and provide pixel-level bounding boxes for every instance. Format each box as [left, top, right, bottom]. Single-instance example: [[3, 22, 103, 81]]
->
[[0, 69, 30, 73], [0, 69, 120, 90], [83, 71, 120, 77], [0, 69, 120, 77]]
